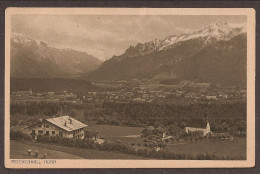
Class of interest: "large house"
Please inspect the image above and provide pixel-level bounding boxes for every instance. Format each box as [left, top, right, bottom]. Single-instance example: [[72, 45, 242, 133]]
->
[[25, 116, 87, 139], [185, 119, 211, 136]]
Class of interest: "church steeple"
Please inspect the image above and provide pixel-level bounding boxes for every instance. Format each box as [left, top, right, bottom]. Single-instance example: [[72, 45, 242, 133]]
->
[[204, 113, 209, 123]]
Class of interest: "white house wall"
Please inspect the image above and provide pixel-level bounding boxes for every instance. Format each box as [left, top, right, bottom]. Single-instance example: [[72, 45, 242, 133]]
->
[[26, 120, 85, 139], [185, 127, 209, 136]]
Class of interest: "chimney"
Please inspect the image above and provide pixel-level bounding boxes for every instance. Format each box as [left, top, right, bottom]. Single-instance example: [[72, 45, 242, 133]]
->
[[64, 121, 67, 126], [69, 118, 72, 124]]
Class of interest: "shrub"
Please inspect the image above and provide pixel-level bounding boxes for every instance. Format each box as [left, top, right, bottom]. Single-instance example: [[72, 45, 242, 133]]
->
[[10, 130, 32, 140]]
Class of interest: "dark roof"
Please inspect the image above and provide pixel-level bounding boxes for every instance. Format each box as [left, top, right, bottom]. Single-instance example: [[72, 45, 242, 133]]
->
[[186, 119, 208, 129]]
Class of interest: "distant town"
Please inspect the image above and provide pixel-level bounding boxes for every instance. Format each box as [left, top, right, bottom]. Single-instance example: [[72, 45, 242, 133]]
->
[[11, 80, 246, 104]]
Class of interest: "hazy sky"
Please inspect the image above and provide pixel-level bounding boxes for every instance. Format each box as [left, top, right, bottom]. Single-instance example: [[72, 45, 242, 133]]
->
[[11, 15, 246, 60]]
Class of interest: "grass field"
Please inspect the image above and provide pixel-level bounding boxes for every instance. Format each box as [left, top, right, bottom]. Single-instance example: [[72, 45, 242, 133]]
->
[[11, 140, 83, 159], [167, 137, 246, 159], [87, 125, 144, 145], [10, 140, 146, 159]]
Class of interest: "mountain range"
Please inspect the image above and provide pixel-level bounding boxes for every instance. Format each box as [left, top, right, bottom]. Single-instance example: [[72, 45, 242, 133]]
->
[[10, 33, 102, 78], [85, 22, 247, 86], [10, 21, 247, 87]]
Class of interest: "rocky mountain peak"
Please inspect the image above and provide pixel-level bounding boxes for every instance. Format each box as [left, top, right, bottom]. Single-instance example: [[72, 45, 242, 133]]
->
[[11, 32, 37, 46], [10, 32, 102, 78], [121, 21, 245, 58]]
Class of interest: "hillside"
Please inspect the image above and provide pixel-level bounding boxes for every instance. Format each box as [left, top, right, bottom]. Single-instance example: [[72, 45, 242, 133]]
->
[[84, 22, 246, 86], [85, 38, 206, 80], [11, 33, 102, 78], [177, 33, 247, 87]]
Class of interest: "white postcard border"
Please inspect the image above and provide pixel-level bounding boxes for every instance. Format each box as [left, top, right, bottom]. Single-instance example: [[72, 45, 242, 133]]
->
[[4, 8, 255, 168]]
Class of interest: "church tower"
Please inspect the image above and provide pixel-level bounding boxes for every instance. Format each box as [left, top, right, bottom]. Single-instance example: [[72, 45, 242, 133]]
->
[[205, 114, 210, 134]]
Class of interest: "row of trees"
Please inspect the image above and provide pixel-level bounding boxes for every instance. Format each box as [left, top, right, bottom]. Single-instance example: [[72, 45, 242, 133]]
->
[[11, 101, 246, 122], [10, 101, 70, 116], [101, 101, 246, 121], [10, 101, 247, 136]]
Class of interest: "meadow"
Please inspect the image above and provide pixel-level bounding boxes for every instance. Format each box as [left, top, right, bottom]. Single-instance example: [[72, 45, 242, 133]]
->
[[167, 137, 246, 159], [87, 125, 144, 145], [10, 140, 145, 159], [84, 125, 246, 159]]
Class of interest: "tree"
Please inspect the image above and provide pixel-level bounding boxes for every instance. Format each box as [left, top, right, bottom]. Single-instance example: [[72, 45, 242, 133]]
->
[[170, 137, 175, 144], [236, 120, 246, 132], [69, 110, 77, 117], [154, 121, 160, 128], [180, 122, 186, 129]]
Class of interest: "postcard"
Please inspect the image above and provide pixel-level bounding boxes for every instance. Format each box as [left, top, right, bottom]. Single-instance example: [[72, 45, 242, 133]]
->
[[5, 8, 255, 168]]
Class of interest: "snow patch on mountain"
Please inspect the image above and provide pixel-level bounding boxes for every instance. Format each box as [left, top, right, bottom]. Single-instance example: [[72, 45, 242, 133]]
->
[[123, 21, 246, 57]]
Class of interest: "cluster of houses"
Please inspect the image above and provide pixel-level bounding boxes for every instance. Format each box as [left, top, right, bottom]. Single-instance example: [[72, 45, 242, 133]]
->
[[11, 89, 82, 103], [82, 89, 245, 104], [11, 88, 33, 98], [24, 115, 211, 141], [81, 80, 246, 103], [11, 81, 246, 104], [144, 120, 211, 139]]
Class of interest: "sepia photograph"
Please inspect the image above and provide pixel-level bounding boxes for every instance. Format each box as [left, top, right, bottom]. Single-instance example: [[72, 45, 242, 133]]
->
[[4, 8, 255, 168]]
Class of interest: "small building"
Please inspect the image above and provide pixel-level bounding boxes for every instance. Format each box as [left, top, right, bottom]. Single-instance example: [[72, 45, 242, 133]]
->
[[146, 126, 167, 138], [147, 126, 155, 131], [185, 120, 211, 136], [25, 116, 87, 139], [13, 88, 32, 97], [47, 92, 55, 95], [156, 127, 167, 138], [133, 98, 142, 102], [206, 95, 217, 100]]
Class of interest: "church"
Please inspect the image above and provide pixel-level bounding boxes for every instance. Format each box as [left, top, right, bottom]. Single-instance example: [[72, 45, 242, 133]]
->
[[185, 117, 211, 136]]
